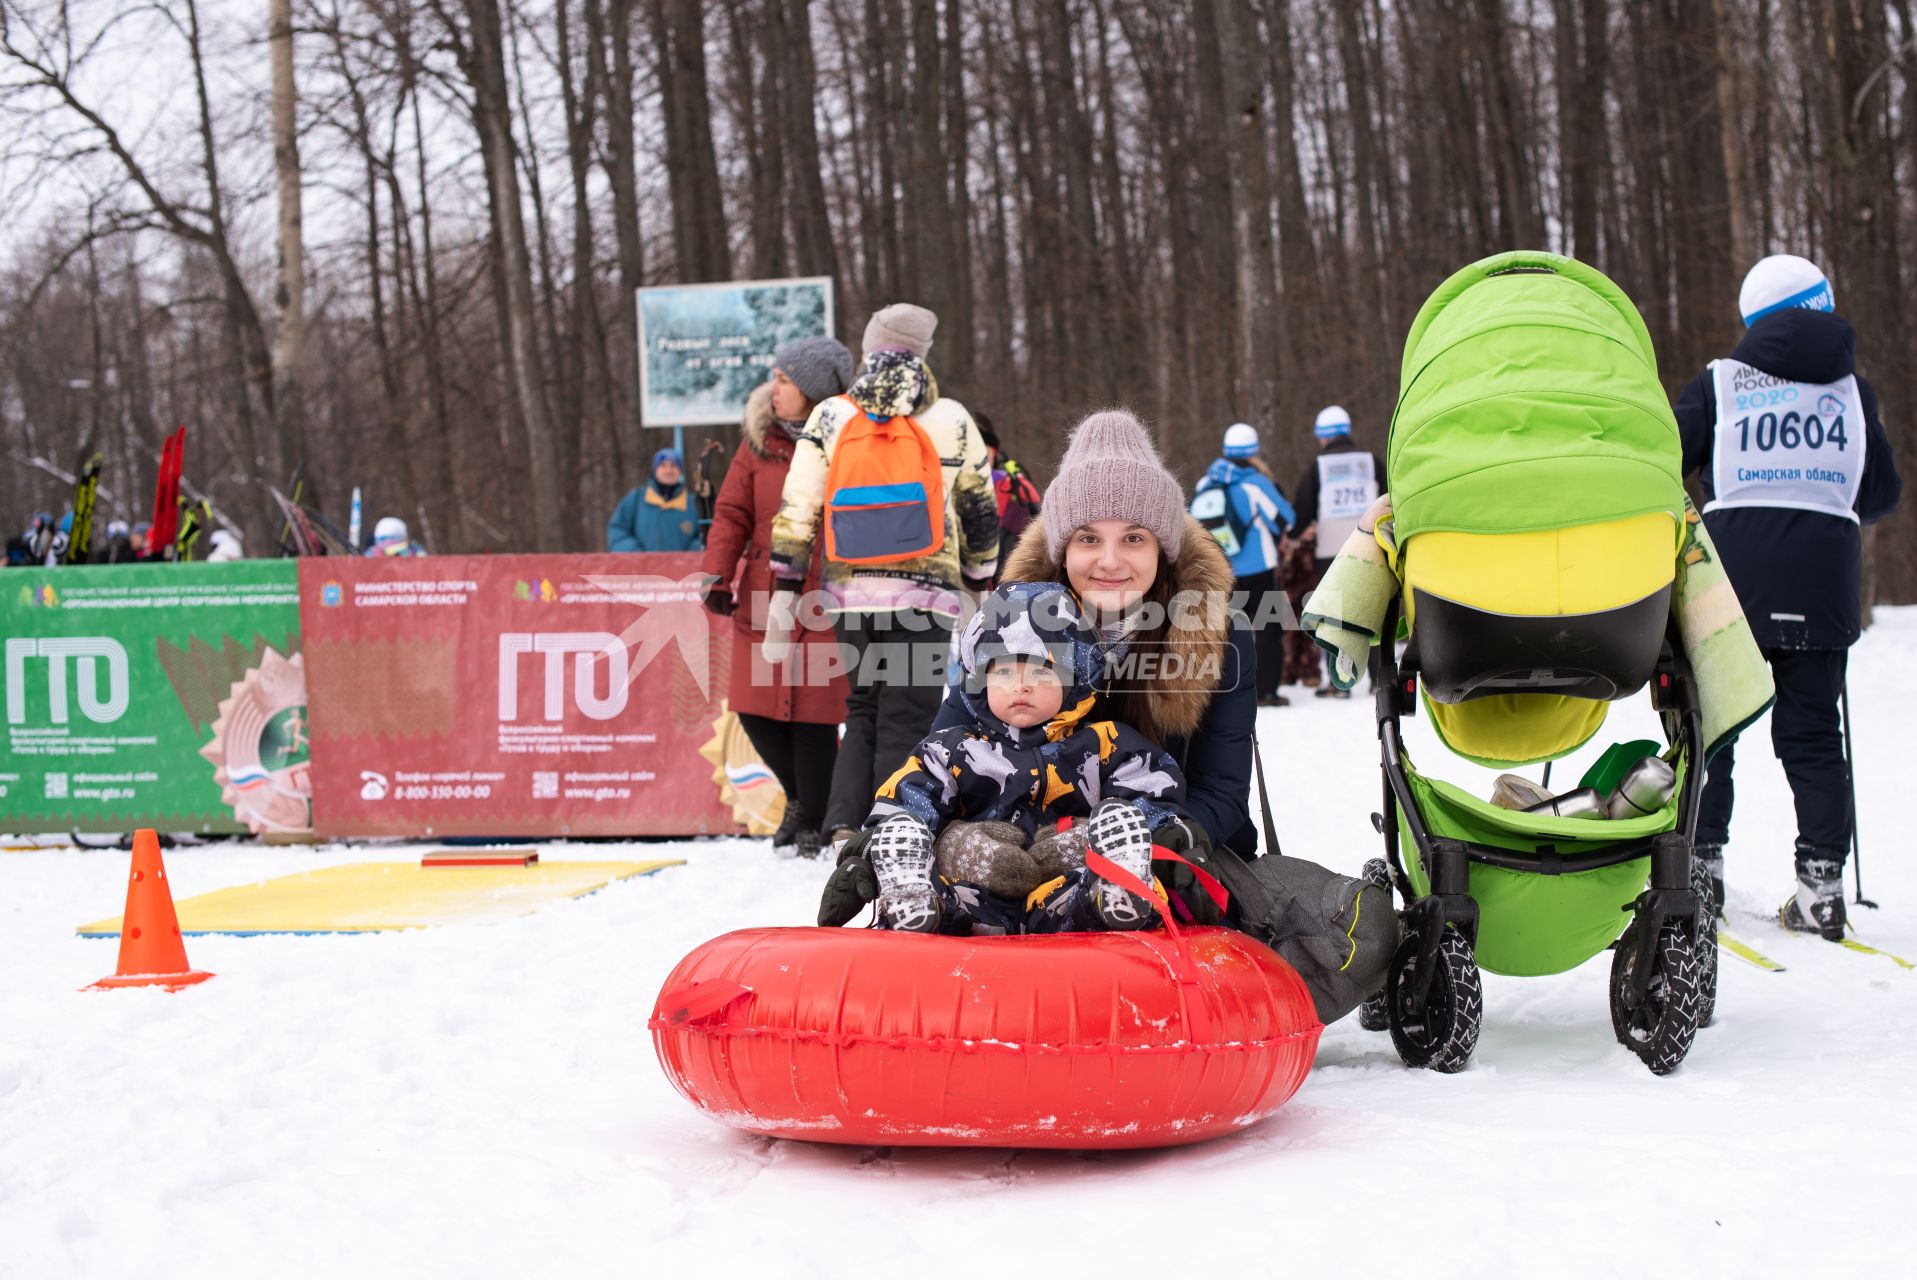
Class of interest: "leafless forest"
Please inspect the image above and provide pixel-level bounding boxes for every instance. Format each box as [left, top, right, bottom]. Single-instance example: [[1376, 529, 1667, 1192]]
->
[[1, 1, 1913, 593]]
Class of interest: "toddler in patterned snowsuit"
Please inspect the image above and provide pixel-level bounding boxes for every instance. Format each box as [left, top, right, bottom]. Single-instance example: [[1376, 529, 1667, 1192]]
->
[[862, 580, 1190, 934]]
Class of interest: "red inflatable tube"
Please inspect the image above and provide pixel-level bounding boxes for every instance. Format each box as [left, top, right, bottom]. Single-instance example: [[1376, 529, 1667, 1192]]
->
[[650, 924, 1323, 1149]]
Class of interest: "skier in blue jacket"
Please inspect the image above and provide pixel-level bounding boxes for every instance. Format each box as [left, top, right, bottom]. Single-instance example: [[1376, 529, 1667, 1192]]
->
[[1191, 423, 1294, 706], [608, 448, 703, 552]]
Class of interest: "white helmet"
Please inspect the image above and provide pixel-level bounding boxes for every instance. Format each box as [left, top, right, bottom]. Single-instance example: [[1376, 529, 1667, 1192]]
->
[[1314, 405, 1352, 439], [1738, 254, 1833, 326], [374, 516, 409, 542]]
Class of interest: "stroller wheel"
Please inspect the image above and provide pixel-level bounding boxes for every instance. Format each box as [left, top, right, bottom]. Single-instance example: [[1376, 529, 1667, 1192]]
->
[[1357, 990, 1390, 1032], [1608, 920, 1703, 1075], [1386, 930, 1482, 1073], [1691, 860, 1720, 1030]]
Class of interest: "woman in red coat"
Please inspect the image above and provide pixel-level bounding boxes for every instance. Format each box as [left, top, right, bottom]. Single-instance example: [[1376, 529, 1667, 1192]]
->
[[701, 337, 854, 857]]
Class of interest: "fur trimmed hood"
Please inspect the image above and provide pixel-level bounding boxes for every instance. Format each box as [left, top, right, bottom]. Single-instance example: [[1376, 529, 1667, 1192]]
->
[[1001, 514, 1237, 742], [741, 383, 796, 459]]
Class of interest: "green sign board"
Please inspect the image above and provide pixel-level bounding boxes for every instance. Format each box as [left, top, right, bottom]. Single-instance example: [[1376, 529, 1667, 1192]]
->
[[1, 562, 306, 834]]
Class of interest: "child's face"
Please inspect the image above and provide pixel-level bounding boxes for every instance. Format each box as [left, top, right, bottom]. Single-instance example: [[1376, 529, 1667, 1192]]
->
[[984, 659, 1065, 727]]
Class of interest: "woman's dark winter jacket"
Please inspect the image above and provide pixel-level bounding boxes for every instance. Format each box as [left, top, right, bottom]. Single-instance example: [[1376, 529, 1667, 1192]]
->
[[931, 516, 1259, 857], [1673, 308, 1902, 650], [700, 384, 849, 724], [871, 581, 1187, 838]]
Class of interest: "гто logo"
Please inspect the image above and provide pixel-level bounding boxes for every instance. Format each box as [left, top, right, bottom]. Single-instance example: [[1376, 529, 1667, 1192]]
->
[[4, 637, 129, 725]]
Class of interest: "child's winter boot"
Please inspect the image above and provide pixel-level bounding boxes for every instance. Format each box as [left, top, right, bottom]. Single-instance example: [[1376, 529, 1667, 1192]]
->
[[869, 815, 940, 933], [1086, 800, 1157, 931]]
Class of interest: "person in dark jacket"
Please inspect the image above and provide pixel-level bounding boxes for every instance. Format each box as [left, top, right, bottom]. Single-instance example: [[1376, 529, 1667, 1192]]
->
[[1673, 253, 1902, 940], [859, 580, 1186, 934], [974, 413, 1043, 570], [700, 337, 855, 857], [1287, 406, 1383, 697], [608, 449, 703, 552], [814, 409, 1400, 1024]]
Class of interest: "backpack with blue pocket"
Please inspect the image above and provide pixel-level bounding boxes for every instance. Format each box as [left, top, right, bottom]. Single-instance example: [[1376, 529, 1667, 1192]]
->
[[822, 396, 947, 564]]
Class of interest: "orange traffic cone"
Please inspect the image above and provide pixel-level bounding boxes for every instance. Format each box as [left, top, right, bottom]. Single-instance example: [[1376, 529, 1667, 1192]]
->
[[87, 829, 214, 991]]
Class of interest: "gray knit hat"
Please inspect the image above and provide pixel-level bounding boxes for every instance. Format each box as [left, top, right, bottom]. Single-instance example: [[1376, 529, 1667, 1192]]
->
[[1043, 410, 1187, 563], [862, 303, 938, 359], [773, 336, 855, 406]]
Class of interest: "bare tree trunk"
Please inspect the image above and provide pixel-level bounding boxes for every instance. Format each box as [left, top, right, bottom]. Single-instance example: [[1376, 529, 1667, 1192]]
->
[[269, 0, 306, 490], [596, 0, 646, 447], [779, 0, 840, 287], [323, 8, 421, 546], [1213, 0, 1283, 431], [941, 0, 974, 384], [557, 0, 623, 519], [647, 0, 731, 281], [438, 0, 566, 547], [396, 9, 465, 548]]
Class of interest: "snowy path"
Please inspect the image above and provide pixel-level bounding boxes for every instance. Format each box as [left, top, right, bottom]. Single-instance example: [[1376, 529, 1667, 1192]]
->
[[6, 614, 1917, 1276]]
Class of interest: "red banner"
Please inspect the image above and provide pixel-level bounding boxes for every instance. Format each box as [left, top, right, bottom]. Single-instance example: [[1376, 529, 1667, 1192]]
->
[[301, 553, 745, 838]]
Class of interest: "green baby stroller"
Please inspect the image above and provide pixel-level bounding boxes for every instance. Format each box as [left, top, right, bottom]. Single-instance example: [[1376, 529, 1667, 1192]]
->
[[1362, 252, 1720, 1076]]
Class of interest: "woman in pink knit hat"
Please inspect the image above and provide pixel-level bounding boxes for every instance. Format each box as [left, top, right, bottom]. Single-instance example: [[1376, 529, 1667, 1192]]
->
[[816, 409, 1400, 1025]]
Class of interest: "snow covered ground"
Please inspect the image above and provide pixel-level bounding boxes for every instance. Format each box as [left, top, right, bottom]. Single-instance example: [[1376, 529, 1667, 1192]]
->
[[7, 613, 1917, 1278]]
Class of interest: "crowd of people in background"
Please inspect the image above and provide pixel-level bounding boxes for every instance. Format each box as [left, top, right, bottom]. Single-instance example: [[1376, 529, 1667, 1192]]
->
[[11, 256, 1900, 950], [7, 509, 427, 564]]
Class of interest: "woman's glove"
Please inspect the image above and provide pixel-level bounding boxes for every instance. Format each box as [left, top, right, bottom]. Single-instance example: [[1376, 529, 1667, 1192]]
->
[[1153, 816, 1213, 864], [817, 830, 878, 927], [759, 589, 799, 664], [1152, 817, 1224, 925], [701, 577, 736, 617]]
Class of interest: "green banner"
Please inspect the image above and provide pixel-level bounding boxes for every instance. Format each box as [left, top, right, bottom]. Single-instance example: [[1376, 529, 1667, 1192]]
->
[[1, 562, 305, 834]]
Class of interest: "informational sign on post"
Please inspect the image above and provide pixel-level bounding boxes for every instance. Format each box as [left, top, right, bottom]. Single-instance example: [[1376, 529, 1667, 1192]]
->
[[636, 276, 834, 426], [0, 562, 307, 834]]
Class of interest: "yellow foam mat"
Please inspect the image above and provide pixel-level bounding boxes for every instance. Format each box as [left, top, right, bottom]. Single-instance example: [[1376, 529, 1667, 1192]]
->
[[75, 859, 683, 936]]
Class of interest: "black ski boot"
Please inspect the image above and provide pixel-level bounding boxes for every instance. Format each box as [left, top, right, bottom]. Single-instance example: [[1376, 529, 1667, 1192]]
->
[[1780, 848, 1846, 943], [769, 805, 806, 854], [1694, 842, 1725, 920]]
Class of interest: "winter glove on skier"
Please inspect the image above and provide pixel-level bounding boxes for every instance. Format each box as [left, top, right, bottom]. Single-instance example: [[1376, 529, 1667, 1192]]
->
[[817, 829, 879, 927], [759, 589, 799, 665]]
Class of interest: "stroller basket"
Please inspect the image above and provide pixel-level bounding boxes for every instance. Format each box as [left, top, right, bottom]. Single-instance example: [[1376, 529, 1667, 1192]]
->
[[1393, 751, 1685, 977]]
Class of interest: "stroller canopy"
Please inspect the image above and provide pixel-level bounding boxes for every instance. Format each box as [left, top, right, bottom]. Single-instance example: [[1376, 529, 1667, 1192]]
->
[[1389, 252, 1686, 545]]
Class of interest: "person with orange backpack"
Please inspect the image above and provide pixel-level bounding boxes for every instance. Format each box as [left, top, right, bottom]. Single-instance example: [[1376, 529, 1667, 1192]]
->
[[765, 303, 1001, 850]]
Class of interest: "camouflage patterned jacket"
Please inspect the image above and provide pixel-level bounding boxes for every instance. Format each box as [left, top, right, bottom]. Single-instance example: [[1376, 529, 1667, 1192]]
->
[[768, 352, 1000, 617]]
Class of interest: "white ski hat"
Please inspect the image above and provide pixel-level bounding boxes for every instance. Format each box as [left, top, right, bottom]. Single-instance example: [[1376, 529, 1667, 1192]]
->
[[1222, 422, 1260, 458], [374, 516, 409, 542], [1314, 405, 1352, 440], [1738, 254, 1834, 326]]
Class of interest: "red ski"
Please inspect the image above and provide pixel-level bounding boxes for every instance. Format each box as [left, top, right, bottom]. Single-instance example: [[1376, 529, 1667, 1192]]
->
[[149, 426, 186, 559]]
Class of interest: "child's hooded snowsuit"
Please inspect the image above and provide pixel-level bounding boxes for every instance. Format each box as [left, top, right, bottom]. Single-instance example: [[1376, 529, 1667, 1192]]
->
[[866, 581, 1186, 837]]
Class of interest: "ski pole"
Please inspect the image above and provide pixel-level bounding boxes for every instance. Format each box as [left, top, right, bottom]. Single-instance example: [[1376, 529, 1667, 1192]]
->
[[1841, 676, 1877, 908]]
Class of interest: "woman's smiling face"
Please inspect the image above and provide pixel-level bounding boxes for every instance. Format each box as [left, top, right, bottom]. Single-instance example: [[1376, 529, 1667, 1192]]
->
[[1063, 520, 1160, 615]]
